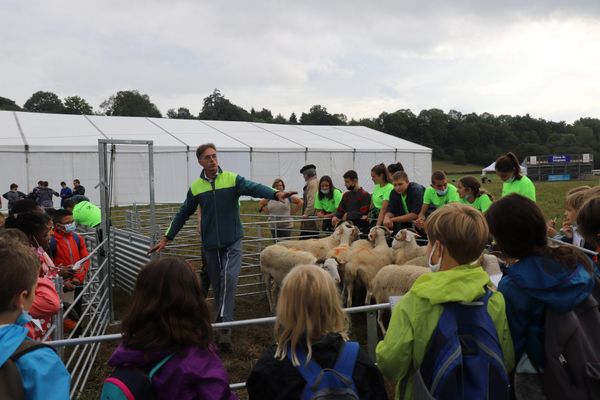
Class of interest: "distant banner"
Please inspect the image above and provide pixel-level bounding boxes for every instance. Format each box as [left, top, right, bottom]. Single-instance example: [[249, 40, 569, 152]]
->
[[548, 155, 571, 163], [548, 174, 571, 181]]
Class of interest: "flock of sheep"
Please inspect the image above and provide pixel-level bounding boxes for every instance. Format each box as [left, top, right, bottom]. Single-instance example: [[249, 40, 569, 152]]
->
[[259, 222, 501, 333]]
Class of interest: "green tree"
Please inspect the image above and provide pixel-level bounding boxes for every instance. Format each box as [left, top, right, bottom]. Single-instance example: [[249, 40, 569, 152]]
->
[[63, 96, 93, 114], [23, 91, 64, 113], [198, 89, 250, 121], [100, 90, 162, 117], [250, 108, 274, 123], [273, 114, 287, 124], [0, 96, 22, 111], [289, 112, 298, 124], [167, 107, 193, 119], [299, 105, 345, 125]]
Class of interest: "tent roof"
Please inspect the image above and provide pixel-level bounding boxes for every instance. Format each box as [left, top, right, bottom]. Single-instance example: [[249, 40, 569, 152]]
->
[[0, 110, 431, 154]]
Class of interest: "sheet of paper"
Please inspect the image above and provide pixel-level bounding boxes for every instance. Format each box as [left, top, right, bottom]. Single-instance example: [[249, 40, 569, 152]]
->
[[490, 273, 502, 288]]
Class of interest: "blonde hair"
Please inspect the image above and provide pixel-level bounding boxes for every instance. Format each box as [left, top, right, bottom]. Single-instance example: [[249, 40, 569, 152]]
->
[[274, 265, 348, 366], [566, 185, 591, 196], [583, 185, 600, 202], [565, 190, 588, 211], [424, 203, 489, 264]]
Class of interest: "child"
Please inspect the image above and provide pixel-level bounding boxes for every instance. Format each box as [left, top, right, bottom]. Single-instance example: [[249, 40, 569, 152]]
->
[[0, 236, 70, 399], [247, 265, 387, 399], [332, 170, 372, 236], [415, 170, 460, 228], [577, 192, 600, 249], [487, 194, 596, 399], [383, 171, 425, 232], [457, 175, 494, 213], [4, 211, 61, 339], [106, 257, 236, 400], [377, 203, 514, 399], [495, 152, 536, 201]]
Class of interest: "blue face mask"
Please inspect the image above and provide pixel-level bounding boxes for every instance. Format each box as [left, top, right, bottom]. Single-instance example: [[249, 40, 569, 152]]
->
[[16, 310, 32, 326], [65, 222, 77, 233], [435, 188, 448, 196]]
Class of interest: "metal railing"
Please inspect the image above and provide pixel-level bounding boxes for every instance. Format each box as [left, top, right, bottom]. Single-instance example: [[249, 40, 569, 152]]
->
[[42, 233, 111, 399], [48, 303, 391, 392]]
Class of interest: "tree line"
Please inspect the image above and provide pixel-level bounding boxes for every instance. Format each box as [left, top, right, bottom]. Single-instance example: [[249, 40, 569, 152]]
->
[[2, 89, 599, 167]]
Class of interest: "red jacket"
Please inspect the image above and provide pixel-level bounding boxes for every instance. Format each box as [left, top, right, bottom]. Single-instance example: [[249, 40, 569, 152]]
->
[[51, 231, 90, 282], [28, 276, 60, 339]]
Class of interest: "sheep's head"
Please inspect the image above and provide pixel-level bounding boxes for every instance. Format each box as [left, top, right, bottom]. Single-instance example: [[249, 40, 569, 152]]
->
[[321, 258, 341, 284], [368, 225, 389, 242], [392, 229, 420, 248]]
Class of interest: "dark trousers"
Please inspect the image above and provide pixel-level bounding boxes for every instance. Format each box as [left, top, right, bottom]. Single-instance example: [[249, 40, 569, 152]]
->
[[270, 229, 291, 240]]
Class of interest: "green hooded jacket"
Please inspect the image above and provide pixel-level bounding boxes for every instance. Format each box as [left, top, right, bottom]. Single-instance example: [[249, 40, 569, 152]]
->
[[376, 265, 514, 399]]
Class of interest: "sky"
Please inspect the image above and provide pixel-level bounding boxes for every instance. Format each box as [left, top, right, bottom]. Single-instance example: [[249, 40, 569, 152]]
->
[[2, 0, 600, 122]]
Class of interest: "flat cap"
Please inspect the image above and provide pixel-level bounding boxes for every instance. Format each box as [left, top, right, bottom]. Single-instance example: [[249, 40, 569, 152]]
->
[[300, 164, 317, 174]]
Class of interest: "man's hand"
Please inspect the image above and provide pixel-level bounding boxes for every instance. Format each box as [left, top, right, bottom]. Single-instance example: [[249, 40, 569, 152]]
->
[[275, 191, 298, 202], [383, 216, 393, 229], [332, 216, 340, 227], [415, 218, 425, 230], [148, 237, 170, 254]]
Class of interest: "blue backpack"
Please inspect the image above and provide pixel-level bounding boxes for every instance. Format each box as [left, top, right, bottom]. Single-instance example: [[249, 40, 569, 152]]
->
[[100, 354, 174, 400], [413, 289, 510, 400], [291, 341, 360, 400]]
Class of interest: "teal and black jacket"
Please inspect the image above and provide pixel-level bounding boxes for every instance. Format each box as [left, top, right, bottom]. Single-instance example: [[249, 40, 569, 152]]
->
[[165, 167, 277, 250]]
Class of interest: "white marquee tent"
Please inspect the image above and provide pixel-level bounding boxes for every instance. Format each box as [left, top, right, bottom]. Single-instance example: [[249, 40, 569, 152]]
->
[[0, 110, 431, 207]]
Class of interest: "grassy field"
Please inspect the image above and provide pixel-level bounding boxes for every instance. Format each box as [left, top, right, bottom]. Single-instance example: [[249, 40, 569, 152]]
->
[[78, 171, 598, 399]]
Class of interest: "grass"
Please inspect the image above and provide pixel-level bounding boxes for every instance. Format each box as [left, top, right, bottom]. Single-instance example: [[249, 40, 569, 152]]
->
[[77, 175, 599, 399], [432, 160, 485, 174]]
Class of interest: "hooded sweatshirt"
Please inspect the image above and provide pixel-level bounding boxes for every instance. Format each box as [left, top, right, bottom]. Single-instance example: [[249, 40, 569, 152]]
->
[[376, 265, 515, 400], [498, 255, 594, 369], [108, 344, 237, 400], [0, 324, 70, 399]]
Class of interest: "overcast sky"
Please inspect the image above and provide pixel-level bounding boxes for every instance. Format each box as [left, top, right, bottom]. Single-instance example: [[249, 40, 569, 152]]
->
[[2, 0, 600, 122]]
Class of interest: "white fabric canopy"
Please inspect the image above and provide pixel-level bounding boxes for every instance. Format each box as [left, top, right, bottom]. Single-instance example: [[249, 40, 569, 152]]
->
[[482, 161, 527, 176], [0, 111, 431, 207]]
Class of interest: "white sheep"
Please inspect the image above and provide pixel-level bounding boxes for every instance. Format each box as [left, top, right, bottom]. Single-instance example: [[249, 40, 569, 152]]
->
[[391, 229, 427, 265], [260, 245, 340, 311], [344, 226, 393, 306], [278, 221, 357, 260], [371, 264, 430, 334]]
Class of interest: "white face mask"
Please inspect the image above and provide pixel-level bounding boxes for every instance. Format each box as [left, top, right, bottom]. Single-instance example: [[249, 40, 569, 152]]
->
[[427, 242, 443, 272], [321, 189, 330, 195]]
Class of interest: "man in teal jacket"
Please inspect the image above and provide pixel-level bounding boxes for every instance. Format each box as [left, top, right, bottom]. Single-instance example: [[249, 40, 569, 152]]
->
[[150, 143, 294, 349]]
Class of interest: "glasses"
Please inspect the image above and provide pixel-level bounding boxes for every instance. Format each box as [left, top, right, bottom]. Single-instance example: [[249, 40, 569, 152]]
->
[[202, 154, 218, 161]]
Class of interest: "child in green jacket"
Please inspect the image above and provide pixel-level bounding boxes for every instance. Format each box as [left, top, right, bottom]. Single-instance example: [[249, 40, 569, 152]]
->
[[376, 203, 514, 399]]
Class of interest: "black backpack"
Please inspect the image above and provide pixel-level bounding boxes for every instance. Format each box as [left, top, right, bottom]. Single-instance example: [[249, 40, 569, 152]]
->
[[541, 276, 600, 400], [0, 340, 53, 400]]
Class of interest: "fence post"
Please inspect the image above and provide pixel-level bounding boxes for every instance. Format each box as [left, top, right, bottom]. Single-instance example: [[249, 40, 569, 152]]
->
[[366, 310, 378, 362], [52, 276, 65, 359]]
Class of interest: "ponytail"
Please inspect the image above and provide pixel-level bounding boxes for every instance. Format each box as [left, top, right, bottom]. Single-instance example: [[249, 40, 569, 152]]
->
[[495, 152, 522, 179], [371, 163, 391, 183]]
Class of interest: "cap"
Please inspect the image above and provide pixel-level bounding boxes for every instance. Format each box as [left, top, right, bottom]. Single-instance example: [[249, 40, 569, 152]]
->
[[300, 164, 317, 174]]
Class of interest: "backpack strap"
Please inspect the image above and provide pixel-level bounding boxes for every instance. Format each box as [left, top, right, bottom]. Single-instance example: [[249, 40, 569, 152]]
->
[[48, 236, 57, 259], [73, 233, 81, 249], [332, 341, 359, 379], [148, 354, 174, 379], [290, 345, 324, 389], [10, 341, 54, 361]]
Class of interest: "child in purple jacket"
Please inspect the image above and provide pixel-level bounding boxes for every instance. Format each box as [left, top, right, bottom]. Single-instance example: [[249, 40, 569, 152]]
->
[[107, 258, 237, 400]]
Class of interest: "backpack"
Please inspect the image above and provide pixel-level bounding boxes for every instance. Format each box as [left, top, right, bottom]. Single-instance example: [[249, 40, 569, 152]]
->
[[48, 233, 81, 259], [0, 340, 53, 400], [541, 276, 600, 400], [291, 341, 360, 400], [100, 354, 174, 400], [413, 288, 510, 400]]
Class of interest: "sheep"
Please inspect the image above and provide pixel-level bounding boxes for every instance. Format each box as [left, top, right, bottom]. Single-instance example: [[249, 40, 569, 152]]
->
[[391, 229, 427, 265], [403, 252, 501, 280], [260, 245, 340, 312], [371, 264, 430, 334], [278, 221, 357, 260], [344, 226, 393, 306]]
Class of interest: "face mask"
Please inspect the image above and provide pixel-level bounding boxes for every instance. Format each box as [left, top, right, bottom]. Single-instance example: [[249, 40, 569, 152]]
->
[[427, 242, 443, 272], [464, 194, 474, 201], [435, 188, 448, 196], [65, 222, 77, 233], [347, 185, 356, 191], [505, 177, 515, 183], [16, 310, 32, 326], [321, 189, 330, 195]]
